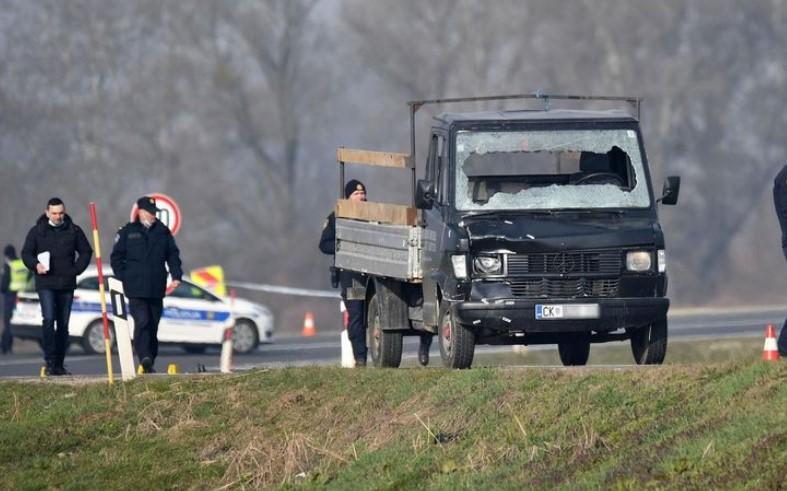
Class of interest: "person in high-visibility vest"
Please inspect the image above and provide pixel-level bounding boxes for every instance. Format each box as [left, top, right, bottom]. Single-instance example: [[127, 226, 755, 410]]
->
[[1, 244, 30, 354]]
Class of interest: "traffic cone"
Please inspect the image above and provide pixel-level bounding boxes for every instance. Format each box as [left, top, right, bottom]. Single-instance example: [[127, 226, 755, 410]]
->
[[762, 324, 779, 361], [302, 311, 317, 337], [340, 301, 355, 368]]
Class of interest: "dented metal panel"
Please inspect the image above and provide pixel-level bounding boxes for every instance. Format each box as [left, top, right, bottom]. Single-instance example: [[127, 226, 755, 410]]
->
[[335, 219, 423, 281]]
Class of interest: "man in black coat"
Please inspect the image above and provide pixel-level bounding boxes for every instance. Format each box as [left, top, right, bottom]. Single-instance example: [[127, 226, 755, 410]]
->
[[772, 165, 787, 358], [21, 197, 93, 375], [320, 180, 369, 366], [110, 196, 183, 373], [319, 180, 434, 367]]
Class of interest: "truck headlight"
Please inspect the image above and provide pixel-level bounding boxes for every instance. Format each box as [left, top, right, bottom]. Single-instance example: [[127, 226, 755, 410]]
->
[[657, 249, 666, 273], [451, 255, 468, 279], [473, 255, 502, 275], [626, 251, 652, 272]]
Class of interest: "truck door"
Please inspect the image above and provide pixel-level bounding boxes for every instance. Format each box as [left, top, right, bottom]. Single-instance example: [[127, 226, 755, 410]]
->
[[422, 131, 449, 328]]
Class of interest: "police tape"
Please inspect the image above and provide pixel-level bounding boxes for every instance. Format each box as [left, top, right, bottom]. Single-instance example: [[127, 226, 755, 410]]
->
[[227, 281, 339, 298]]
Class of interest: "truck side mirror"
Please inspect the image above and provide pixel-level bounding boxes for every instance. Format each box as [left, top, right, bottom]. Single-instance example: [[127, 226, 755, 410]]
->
[[658, 176, 681, 205], [415, 179, 436, 209]]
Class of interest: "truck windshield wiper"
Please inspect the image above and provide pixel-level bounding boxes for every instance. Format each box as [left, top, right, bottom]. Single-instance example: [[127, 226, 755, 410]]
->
[[550, 209, 626, 216], [461, 210, 551, 220]]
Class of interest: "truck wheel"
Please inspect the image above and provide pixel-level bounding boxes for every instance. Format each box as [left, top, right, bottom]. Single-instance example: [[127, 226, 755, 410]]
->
[[630, 318, 667, 365], [438, 305, 475, 369], [82, 319, 115, 354], [367, 292, 403, 367], [557, 333, 590, 366]]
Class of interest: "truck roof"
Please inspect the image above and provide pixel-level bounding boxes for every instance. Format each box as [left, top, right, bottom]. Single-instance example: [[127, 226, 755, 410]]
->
[[434, 108, 638, 125]]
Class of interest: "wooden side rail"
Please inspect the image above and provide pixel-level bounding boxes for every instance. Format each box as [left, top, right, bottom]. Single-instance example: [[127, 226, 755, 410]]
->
[[336, 147, 412, 169], [335, 199, 417, 226]]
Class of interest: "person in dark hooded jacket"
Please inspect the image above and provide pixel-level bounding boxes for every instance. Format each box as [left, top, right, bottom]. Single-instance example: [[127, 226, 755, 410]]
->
[[771, 164, 787, 358], [21, 197, 93, 375], [110, 196, 183, 373], [319, 180, 435, 366]]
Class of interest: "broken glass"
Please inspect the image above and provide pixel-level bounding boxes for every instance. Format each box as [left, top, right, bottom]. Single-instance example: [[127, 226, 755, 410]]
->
[[455, 129, 651, 211]]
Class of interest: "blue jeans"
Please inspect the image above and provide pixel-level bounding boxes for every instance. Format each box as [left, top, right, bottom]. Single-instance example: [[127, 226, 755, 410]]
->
[[38, 289, 74, 368], [780, 319, 787, 357]]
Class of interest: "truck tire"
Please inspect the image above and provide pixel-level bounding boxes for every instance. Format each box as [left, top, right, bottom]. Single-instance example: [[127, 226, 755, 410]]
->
[[630, 318, 667, 365], [438, 305, 475, 369], [367, 292, 403, 367], [82, 319, 115, 354], [557, 333, 590, 366]]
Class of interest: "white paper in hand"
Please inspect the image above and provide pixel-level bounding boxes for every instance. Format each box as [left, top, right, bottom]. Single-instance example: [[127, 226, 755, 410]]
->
[[37, 251, 50, 272]]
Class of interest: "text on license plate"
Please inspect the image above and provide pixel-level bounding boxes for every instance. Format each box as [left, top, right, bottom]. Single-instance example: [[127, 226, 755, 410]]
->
[[535, 304, 600, 320]]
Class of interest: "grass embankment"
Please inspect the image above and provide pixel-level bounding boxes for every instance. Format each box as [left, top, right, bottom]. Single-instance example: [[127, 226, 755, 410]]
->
[[1, 351, 785, 489]]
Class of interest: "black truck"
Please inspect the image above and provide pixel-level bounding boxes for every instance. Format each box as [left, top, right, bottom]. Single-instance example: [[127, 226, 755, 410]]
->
[[332, 93, 679, 368]]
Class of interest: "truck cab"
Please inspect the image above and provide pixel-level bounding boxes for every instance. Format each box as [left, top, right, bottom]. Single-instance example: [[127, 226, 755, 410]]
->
[[333, 94, 679, 368]]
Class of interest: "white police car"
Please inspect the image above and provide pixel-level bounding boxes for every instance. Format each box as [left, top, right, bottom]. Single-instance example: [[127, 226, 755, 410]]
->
[[10, 267, 273, 354]]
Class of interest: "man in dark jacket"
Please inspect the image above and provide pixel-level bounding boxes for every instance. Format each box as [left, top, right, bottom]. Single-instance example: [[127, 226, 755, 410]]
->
[[772, 165, 787, 357], [21, 197, 93, 375], [319, 180, 434, 366], [110, 196, 183, 373]]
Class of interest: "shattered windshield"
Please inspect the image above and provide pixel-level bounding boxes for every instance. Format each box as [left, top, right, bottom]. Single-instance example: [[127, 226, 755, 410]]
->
[[455, 129, 651, 211]]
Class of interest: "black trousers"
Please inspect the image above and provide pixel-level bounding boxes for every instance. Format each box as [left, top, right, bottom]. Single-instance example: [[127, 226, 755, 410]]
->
[[2, 292, 16, 353], [129, 298, 163, 364], [38, 289, 74, 368], [345, 299, 366, 362]]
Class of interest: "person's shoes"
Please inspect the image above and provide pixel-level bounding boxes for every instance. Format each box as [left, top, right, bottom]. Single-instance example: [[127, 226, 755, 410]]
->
[[418, 341, 430, 367], [354, 358, 367, 368], [47, 366, 71, 376], [141, 357, 155, 374]]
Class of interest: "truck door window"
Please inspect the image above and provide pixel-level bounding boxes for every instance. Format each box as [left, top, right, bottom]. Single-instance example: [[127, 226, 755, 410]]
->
[[426, 135, 437, 181], [436, 135, 447, 205]]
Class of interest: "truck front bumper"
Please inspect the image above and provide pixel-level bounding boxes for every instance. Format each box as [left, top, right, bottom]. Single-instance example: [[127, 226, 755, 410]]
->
[[451, 297, 669, 333]]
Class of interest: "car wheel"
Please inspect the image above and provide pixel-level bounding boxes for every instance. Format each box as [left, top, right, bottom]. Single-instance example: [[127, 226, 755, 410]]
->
[[630, 318, 668, 365], [367, 292, 403, 368], [232, 319, 259, 354], [557, 333, 591, 366], [82, 319, 115, 354], [438, 303, 475, 369], [182, 345, 207, 354]]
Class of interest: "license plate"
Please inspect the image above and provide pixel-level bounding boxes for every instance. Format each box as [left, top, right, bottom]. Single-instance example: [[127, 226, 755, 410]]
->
[[536, 304, 599, 320]]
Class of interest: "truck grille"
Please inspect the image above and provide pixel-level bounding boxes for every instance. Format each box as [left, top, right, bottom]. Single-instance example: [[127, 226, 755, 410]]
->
[[507, 249, 621, 276], [508, 278, 619, 298]]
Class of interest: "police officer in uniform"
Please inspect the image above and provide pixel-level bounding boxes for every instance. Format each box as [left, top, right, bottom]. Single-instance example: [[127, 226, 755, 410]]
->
[[1, 244, 31, 354], [772, 165, 787, 357], [110, 196, 183, 373], [319, 180, 434, 366], [21, 198, 93, 374]]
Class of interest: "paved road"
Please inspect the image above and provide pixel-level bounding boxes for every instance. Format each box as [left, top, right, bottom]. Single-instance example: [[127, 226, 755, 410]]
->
[[0, 307, 783, 378]]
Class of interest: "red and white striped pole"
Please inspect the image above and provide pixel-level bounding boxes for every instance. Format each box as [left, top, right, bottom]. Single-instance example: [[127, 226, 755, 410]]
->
[[88, 202, 114, 385]]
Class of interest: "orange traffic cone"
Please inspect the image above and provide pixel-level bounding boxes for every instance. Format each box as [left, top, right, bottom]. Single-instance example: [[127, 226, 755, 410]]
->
[[762, 324, 779, 361], [302, 311, 317, 337]]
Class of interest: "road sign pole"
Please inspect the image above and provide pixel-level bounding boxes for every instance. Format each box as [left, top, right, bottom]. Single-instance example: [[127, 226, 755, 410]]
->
[[88, 202, 114, 385]]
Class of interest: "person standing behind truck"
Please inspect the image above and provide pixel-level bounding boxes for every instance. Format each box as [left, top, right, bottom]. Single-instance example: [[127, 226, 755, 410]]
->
[[110, 196, 183, 374], [1, 244, 31, 354], [21, 197, 93, 375], [771, 165, 787, 358], [319, 180, 435, 366], [320, 180, 370, 367]]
